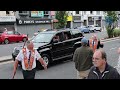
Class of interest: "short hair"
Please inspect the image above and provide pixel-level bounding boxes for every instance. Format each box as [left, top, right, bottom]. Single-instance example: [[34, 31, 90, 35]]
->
[[26, 40, 33, 46], [95, 49, 107, 61]]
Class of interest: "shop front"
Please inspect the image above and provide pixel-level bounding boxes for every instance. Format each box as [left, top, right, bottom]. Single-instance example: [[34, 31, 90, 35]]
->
[[0, 16, 16, 31], [16, 18, 52, 37]]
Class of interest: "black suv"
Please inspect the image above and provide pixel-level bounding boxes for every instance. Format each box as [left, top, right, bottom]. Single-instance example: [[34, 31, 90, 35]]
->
[[12, 29, 84, 68]]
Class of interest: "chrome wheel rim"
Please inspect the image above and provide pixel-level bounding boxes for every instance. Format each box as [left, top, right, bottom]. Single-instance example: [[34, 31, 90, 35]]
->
[[43, 56, 49, 65]]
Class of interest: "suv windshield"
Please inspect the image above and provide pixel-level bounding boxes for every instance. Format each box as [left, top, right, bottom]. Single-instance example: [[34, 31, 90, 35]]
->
[[32, 33, 54, 43]]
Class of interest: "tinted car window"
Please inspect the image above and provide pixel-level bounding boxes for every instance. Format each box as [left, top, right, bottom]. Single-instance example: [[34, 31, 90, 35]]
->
[[63, 31, 72, 40], [53, 32, 63, 42], [71, 30, 83, 38]]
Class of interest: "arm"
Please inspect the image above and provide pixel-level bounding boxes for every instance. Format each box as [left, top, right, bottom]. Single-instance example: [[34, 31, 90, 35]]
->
[[38, 58, 47, 70], [73, 49, 78, 62], [12, 50, 22, 79], [36, 50, 47, 70], [12, 59, 19, 79]]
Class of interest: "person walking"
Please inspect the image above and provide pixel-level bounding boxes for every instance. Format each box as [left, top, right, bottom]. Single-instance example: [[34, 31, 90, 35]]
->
[[73, 37, 93, 79], [88, 34, 104, 53], [87, 49, 120, 79], [12, 40, 47, 79]]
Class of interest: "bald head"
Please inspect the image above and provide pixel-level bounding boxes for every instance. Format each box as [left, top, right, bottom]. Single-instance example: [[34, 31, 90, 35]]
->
[[26, 40, 34, 50]]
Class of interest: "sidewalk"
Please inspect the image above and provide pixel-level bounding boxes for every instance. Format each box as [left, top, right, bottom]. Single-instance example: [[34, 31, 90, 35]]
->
[[0, 36, 120, 63], [0, 55, 12, 63]]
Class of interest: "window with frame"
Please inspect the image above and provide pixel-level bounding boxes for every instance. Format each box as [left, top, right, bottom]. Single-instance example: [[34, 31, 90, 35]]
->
[[76, 11, 79, 14], [71, 30, 83, 38], [84, 11, 86, 15], [44, 11, 49, 15], [63, 31, 72, 40], [53, 32, 63, 42], [19, 11, 27, 13], [96, 11, 100, 15], [6, 11, 10, 14], [7, 31, 14, 35], [44, 11, 49, 18], [90, 11, 93, 14]]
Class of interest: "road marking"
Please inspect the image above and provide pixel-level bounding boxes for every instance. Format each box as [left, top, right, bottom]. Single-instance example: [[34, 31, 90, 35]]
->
[[102, 38, 120, 43], [110, 47, 118, 50], [0, 61, 13, 65]]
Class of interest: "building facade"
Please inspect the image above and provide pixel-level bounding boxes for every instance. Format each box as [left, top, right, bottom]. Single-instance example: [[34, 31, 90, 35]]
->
[[15, 11, 56, 37], [0, 11, 16, 32], [69, 11, 106, 28]]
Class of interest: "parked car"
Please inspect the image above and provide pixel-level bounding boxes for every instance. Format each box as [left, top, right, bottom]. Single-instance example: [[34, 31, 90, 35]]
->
[[12, 29, 84, 69], [0, 30, 28, 44], [76, 26, 90, 33], [88, 25, 102, 32]]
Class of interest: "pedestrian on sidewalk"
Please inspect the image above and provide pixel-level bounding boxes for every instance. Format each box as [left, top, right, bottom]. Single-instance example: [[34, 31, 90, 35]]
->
[[114, 47, 120, 74], [73, 37, 93, 79], [88, 34, 104, 53], [12, 40, 47, 79], [87, 49, 120, 79]]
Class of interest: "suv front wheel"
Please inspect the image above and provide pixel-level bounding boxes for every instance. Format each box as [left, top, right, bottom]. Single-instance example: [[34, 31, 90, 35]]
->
[[36, 54, 51, 69]]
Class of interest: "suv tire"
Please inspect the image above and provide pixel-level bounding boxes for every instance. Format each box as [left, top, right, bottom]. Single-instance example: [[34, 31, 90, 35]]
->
[[36, 54, 51, 70]]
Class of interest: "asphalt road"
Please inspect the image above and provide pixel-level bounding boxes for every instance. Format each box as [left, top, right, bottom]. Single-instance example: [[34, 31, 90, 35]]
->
[[0, 38, 119, 79], [0, 30, 108, 57]]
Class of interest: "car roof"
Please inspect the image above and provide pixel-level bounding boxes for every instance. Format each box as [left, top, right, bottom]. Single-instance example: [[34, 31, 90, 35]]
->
[[39, 29, 80, 34]]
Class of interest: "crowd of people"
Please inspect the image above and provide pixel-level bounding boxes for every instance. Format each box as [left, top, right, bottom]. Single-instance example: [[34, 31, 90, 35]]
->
[[73, 34, 120, 79], [12, 33, 120, 79]]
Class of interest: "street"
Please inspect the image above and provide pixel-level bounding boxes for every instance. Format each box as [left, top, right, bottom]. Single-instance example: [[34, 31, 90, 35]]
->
[[0, 30, 107, 57], [0, 35, 119, 79]]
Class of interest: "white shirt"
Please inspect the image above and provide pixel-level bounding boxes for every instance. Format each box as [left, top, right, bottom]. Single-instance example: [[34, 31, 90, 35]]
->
[[16, 48, 41, 70]]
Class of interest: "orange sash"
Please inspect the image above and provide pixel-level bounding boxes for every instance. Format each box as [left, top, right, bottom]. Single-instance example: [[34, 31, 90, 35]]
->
[[22, 48, 35, 69], [89, 39, 98, 53]]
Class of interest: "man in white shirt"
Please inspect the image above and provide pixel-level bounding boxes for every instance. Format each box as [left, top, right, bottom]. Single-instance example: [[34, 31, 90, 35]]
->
[[12, 40, 47, 79]]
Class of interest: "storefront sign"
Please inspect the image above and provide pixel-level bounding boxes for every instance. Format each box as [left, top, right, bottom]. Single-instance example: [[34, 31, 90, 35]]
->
[[0, 16, 16, 22], [17, 19, 51, 25], [67, 16, 72, 21], [31, 11, 44, 17]]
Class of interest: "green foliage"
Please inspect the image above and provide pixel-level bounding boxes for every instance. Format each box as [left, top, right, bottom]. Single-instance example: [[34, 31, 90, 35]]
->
[[105, 11, 119, 38], [55, 11, 68, 29], [113, 29, 120, 37]]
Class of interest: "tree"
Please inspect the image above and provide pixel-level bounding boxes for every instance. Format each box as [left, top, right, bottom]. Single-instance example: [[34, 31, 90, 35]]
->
[[105, 11, 118, 38], [55, 11, 68, 29]]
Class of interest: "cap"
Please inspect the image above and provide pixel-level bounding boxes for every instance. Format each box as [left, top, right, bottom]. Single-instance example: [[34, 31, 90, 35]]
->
[[81, 37, 88, 44]]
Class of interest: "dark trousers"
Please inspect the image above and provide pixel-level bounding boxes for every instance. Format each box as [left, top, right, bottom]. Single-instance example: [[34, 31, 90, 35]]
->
[[22, 68, 36, 79]]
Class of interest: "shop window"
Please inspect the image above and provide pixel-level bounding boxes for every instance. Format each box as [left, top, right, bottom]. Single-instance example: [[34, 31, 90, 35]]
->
[[96, 11, 100, 15], [84, 11, 86, 15], [76, 11, 79, 14], [19, 11, 27, 13], [90, 11, 93, 14], [6, 11, 10, 14], [44, 11, 49, 18]]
